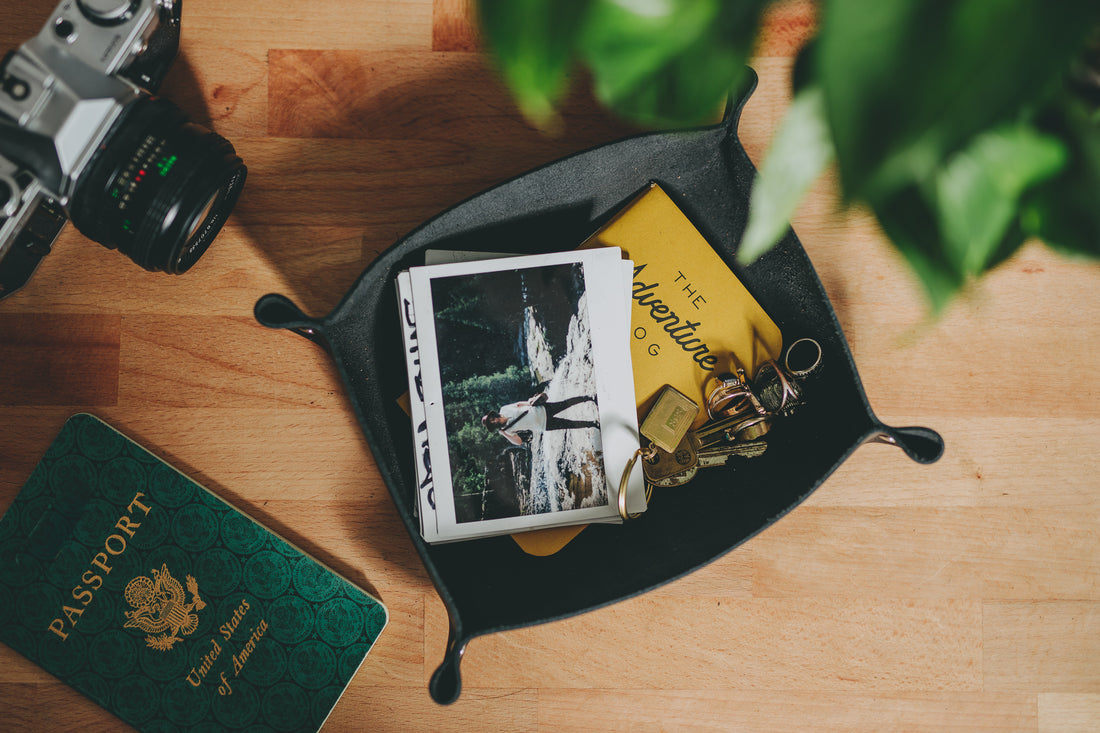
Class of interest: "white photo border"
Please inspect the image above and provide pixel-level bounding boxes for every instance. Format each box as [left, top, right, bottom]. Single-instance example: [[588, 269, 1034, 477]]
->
[[409, 247, 644, 541]]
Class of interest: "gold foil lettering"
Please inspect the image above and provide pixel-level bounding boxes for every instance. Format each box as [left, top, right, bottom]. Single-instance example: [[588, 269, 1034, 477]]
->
[[186, 606, 270, 691], [186, 637, 222, 687], [90, 552, 112, 574], [128, 493, 152, 516], [47, 491, 151, 641], [80, 571, 103, 590], [114, 515, 141, 537], [104, 534, 127, 555], [231, 619, 268, 676], [219, 599, 249, 640]]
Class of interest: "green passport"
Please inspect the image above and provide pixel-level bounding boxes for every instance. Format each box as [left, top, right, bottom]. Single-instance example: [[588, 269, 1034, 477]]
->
[[0, 414, 388, 732]]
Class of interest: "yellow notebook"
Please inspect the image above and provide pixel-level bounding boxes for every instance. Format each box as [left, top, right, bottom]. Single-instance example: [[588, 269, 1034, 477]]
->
[[582, 183, 782, 426]]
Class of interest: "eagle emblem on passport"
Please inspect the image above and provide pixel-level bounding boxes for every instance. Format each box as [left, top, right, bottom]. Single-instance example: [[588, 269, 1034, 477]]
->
[[123, 564, 207, 651]]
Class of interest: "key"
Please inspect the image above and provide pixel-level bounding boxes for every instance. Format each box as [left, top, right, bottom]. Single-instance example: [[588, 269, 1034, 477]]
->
[[698, 438, 767, 465], [645, 436, 766, 488], [639, 385, 699, 452], [618, 385, 700, 519], [636, 338, 822, 495], [638, 397, 769, 490], [694, 410, 773, 446], [640, 416, 769, 487], [640, 430, 700, 484]]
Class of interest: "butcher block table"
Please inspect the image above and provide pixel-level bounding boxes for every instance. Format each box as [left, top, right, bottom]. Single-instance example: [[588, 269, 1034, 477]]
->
[[2, 1, 1099, 731]]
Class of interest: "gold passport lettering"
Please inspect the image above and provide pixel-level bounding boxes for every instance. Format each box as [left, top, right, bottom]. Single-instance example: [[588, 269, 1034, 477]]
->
[[231, 619, 269, 681], [220, 597, 250, 640], [187, 637, 224, 687], [186, 597, 269, 697], [187, 601, 245, 688], [47, 492, 152, 641]]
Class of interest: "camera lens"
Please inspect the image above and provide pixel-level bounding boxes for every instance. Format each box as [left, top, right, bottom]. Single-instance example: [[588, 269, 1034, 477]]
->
[[70, 96, 246, 274]]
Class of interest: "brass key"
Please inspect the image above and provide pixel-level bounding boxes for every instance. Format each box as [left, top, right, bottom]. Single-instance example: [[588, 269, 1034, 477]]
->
[[637, 385, 768, 487], [618, 385, 700, 520], [639, 385, 699, 452], [646, 438, 766, 488], [641, 430, 701, 484], [694, 409, 772, 447], [630, 338, 822, 501]]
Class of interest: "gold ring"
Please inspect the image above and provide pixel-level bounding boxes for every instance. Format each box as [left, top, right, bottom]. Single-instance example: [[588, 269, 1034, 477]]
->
[[785, 337, 822, 378], [705, 376, 752, 419]]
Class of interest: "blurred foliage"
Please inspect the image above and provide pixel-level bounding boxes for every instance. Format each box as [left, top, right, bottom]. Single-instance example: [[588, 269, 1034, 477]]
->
[[477, 0, 1100, 310], [442, 366, 533, 496]]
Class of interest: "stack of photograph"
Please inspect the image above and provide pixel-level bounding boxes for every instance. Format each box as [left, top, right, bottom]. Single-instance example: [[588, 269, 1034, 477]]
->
[[396, 247, 646, 544]]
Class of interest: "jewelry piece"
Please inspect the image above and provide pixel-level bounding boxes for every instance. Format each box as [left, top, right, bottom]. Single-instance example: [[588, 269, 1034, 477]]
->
[[785, 337, 823, 378], [704, 369, 766, 420], [618, 339, 823, 517], [618, 445, 657, 520], [753, 360, 800, 415]]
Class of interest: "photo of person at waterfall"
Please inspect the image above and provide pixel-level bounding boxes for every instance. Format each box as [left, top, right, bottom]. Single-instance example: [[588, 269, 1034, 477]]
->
[[405, 247, 644, 541], [425, 259, 611, 526]]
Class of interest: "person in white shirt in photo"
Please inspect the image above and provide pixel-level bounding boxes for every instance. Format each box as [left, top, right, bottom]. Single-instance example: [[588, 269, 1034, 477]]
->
[[481, 392, 598, 446]]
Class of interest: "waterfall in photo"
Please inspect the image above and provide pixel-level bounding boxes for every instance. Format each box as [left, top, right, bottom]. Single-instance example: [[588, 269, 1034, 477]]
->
[[520, 293, 606, 514]]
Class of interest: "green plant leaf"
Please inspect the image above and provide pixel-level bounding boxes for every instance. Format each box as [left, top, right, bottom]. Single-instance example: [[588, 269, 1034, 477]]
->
[[477, 0, 593, 127], [931, 122, 1067, 276], [1023, 94, 1100, 258], [739, 85, 834, 264], [818, 0, 1100, 201], [578, 0, 767, 127], [871, 122, 1064, 309], [875, 186, 969, 313]]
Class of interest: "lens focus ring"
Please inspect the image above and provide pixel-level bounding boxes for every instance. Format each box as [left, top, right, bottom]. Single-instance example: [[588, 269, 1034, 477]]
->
[[70, 96, 246, 274]]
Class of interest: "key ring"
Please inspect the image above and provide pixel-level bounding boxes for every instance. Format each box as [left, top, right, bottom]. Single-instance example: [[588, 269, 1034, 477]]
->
[[618, 445, 657, 520]]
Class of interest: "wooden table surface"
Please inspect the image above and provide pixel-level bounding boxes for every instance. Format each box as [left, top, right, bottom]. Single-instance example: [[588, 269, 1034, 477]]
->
[[2, 1, 1099, 731]]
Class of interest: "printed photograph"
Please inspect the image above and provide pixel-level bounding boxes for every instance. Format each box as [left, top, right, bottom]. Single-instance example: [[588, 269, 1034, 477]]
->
[[428, 262, 608, 524]]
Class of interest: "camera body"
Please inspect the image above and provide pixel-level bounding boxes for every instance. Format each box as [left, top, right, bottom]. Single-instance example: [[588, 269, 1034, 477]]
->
[[0, 0, 245, 298]]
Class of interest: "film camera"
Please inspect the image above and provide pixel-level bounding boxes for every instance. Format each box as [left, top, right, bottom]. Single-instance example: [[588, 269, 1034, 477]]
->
[[0, 0, 246, 299]]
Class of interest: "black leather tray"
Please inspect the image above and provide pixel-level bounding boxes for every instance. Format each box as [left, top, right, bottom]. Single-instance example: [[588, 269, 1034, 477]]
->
[[254, 70, 944, 704]]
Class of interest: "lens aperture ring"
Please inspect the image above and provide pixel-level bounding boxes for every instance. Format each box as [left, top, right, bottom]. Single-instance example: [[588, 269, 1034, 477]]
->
[[70, 96, 246, 274]]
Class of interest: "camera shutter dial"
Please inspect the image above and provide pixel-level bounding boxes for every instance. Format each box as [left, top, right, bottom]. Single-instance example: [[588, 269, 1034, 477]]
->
[[76, 0, 139, 25]]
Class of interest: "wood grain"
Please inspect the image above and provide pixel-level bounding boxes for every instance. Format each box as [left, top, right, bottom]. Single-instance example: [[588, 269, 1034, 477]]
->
[[538, 690, 1037, 733], [1, 0, 1098, 730], [984, 603, 1100, 692], [460, 597, 983, 691], [0, 315, 120, 405], [432, 0, 479, 52]]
